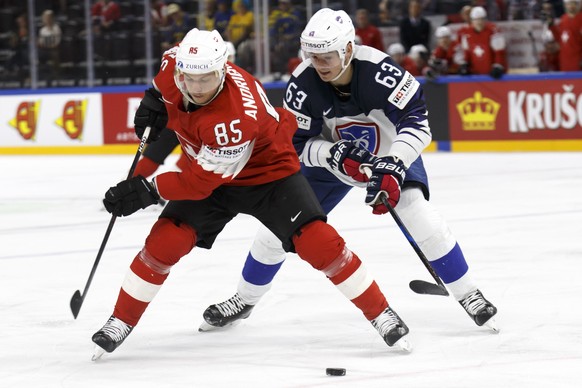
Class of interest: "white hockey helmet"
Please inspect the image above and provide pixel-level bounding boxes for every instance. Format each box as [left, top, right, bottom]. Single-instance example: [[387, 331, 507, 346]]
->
[[225, 41, 236, 63], [174, 28, 228, 105], [300, 8, 355, 81], [387, 42, 405, 56], [435, 26, 452, 39], [175, 28, 228, 74], [470, 6, 487, 20]]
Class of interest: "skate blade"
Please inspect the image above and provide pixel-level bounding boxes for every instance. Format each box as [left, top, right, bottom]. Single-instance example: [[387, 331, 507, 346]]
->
[[484, 317, 500, 333], [198, 319, 241, 332], [393, 337, 413, 353], [91, 345, 106, 361]]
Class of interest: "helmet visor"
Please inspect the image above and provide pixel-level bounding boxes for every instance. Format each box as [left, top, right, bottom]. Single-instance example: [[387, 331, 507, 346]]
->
[[175, 68, 223, 96], [302, 50, 342, 69]]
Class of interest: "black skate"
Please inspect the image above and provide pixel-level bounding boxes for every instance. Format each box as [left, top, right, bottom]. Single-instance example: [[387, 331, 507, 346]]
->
[[371, 307, 411, 351], [459, 289, 499, 332], [199, 293, 254, 332], [91, 315, 133, 360]]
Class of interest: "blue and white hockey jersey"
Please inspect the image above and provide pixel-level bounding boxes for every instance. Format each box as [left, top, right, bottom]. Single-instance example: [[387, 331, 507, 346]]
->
[[283, 44, 432, 187]]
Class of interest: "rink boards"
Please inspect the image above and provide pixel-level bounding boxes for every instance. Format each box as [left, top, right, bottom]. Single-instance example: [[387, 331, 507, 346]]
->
[[1, 73, 582, 154]]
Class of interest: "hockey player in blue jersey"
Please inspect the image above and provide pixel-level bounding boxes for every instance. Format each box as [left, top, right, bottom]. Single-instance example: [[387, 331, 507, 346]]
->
[[200, 8, 498, 334]]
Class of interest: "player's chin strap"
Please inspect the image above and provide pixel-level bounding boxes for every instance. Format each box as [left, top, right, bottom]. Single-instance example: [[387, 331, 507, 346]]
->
[[330, 45, 354, 82], [181, 68, 226, 108]]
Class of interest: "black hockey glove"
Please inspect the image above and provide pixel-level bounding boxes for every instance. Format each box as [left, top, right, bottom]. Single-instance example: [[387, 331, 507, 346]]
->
[[134, 87, 168, 143], [327, 140, 378, 182], [459, 63, 470, 76], [490, 64, 504, 79], [103, 175, 160, 217], [365, 156, 406, 215]]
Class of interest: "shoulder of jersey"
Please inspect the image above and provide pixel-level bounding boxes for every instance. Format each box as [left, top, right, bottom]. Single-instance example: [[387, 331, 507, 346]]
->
[[353, 45, 389, 66]]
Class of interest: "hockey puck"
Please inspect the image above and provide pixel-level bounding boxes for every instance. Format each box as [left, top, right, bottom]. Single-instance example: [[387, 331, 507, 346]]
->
[[326, 368, 346, 376]]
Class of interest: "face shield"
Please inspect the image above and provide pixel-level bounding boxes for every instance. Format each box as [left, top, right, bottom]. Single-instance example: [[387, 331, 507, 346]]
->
[[175, 68, 223, 96], [302, 50, 342, 70]]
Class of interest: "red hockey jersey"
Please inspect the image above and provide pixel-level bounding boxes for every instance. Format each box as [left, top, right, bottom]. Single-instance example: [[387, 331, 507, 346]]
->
[[461, 22, 506, 75], [551, 12, 582, 71], [151, 49, 300, 201]]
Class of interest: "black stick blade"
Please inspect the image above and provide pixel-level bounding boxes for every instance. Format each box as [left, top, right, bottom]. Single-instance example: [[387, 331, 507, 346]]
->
[[70, 290, 83, 319], [409, 280, 449, 296]]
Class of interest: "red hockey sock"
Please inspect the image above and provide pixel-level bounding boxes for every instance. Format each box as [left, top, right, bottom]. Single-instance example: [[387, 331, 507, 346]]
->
[[113, 252, 169, 326], [294, 221, 389, 321], [113, 218, 196, 326]]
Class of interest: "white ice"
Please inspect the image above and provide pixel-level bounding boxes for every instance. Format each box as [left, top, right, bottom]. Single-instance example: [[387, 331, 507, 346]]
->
[[1, 152, 581, 388]]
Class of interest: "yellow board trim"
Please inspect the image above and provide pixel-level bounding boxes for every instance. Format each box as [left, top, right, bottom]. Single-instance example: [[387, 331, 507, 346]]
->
[[1, 140, 581, 155], [450, 140, 582, 152], [0, 145, 181, 155]]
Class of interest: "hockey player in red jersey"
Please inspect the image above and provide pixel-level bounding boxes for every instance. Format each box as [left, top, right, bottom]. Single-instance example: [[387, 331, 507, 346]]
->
[[430, 26, 462, 75], [548, 0, 582, 71], [91, 28, 410, 359], [459, 6, 507, 78]]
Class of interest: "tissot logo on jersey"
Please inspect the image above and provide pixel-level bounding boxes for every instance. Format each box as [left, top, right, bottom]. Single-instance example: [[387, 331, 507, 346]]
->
[[284, 104, 312, 130], [388, 72, 419, 110], [204, 144, 248, 156]]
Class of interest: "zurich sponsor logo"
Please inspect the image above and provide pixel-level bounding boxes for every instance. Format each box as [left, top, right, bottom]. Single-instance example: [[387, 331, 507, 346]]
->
[[337, 123, 379, 153]]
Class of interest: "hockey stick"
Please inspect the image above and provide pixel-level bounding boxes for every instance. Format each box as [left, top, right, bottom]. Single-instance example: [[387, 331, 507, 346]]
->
[[363, 167, 448, 296], [70, 126, 151, 319], [379, 196, 449, 296], [527, 31, 541, 72]]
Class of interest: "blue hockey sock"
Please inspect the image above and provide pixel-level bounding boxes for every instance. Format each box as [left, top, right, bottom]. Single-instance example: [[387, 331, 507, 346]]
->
[[241, 252, 284, 286], [429, 243, 469, 284]]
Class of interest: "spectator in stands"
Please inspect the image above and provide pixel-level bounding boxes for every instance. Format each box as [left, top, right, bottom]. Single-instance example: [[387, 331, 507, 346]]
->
[[214, 0, 233, 39], [460, 4, 473, 23], [151, 0, 168, 30], [226, 0, 254, 70], [161, 3, 195, 51], [38, 9, 62, 83], [539, 28, 560, 71], [471, 0, 505, 21], [355, 8, 385, 51], [429, 25, 461, 75], [507, 0, 543, 20], [378, 0, 406, 26], [399, 0, 431, 52], [548, 0, 582, 71], [458, 6, 507, 78], [8, 12, 29, 81], [546, 0, 566, 17], [269, 0, 302, 75], [91, 0, 121, 35], [203, 0, 217, 31]]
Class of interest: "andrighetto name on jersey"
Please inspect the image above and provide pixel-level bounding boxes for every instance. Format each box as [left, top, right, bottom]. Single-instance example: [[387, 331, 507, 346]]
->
[[226, 65, 258, 120]]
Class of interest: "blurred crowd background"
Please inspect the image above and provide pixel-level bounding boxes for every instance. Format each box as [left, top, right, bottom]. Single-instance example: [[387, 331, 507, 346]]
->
[[0, 0, 580, 90]]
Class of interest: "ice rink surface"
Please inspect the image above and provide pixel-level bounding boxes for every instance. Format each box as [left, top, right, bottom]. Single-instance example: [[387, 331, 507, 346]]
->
[[1, 152, 581, 388]]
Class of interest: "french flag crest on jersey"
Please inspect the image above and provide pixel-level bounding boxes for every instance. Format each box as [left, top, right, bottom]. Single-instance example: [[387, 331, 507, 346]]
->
[[336, 122, 380, 154]]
